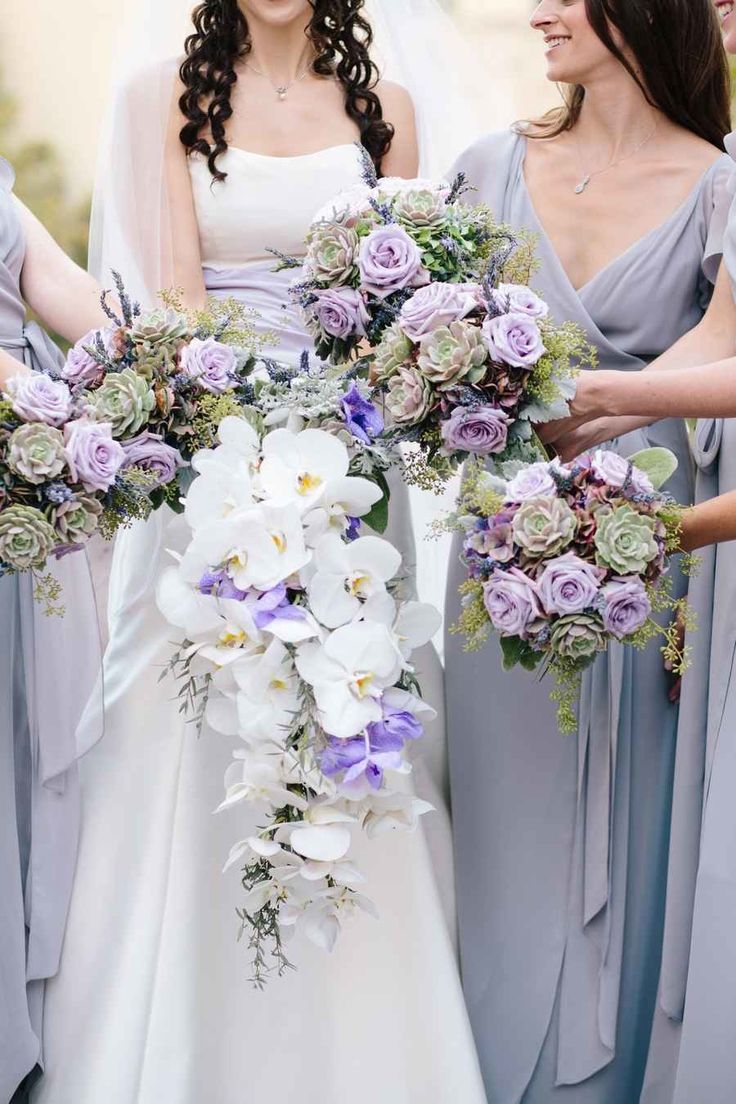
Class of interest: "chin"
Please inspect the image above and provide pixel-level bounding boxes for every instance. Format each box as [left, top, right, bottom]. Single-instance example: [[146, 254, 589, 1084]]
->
[[242, 0, 312, 26]]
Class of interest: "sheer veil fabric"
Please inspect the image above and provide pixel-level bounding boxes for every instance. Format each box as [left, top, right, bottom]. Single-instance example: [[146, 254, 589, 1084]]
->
[[90, 0, 509, 625]]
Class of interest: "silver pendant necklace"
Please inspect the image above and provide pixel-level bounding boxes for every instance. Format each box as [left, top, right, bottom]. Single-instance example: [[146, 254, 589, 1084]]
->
[[248, 59, 311, 102], [574, 121, 658, 195]]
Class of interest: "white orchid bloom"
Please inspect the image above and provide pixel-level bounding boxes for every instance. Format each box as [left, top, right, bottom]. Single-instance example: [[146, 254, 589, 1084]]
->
[[156, 567, 223, 639], [302, 476, 383, 546], [181, 502, 310, 593], [296, 621, 404, 738], [392, 600, 442, 660], [196, 599, 265, 668], [218, 749, 308, 813], [257, 428, 350, 513], [273, 801, 356, 864], [360, 792, 434, 838], [307, 534, 402, 629], [231, 640, 301, 745]]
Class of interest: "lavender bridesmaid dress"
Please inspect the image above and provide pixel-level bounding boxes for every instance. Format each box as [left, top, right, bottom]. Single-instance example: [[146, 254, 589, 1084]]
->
[[0, 159, 102, 1104], [443, 130, 730, 1104], [639, 131, 736, 1104]]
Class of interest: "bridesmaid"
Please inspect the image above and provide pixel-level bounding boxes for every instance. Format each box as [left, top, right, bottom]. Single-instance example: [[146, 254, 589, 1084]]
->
[[0, 159, 113, 1104], [443, 1, 731, 1102], [540, 4, 736, 1097]]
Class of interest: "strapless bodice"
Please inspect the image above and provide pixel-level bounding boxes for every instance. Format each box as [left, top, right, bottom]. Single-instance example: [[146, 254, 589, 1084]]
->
[[188, 143, 365, 268]]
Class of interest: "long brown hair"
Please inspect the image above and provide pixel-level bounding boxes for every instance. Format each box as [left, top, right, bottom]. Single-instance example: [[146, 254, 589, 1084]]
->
[[526, 0, 731, 147], [179, 0, 394, 181]]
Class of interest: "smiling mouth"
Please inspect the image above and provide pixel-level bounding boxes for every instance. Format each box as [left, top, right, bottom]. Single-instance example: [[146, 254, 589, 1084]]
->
[[718, 1, 734, 18], [545, 36, 571, 50]]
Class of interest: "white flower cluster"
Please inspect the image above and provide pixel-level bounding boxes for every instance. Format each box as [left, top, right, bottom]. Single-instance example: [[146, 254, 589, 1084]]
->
[[157, 416, 440, 971]]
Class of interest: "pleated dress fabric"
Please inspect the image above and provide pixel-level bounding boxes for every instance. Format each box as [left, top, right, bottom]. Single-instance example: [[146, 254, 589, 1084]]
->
[[639, 131, 736, 1104], [444, 130, 731, 1104], [0, 158, 102, 1103]]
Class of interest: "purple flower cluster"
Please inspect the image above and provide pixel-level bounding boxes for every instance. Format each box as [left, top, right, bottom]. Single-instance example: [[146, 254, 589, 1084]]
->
[[341, 382, 384, 444], [464, 450, 672, 661], [320, 699, 423, 792]]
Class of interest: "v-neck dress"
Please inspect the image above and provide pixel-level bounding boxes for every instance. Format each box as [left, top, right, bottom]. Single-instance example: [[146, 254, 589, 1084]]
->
[[641, 130, 736, 1104], [443, 129, 731, 1104], [0, 159, 102, 1103]]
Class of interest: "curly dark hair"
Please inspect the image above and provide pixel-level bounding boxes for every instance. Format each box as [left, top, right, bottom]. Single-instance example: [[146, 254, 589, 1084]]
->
[[178, 0, 394, 181]]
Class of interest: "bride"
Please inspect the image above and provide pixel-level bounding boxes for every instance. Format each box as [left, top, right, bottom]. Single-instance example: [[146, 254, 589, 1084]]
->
[[34, 2, 488, 1102]]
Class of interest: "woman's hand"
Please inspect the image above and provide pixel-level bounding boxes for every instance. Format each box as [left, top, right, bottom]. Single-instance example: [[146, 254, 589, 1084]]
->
[[0, 349, 30, 390], [545, 415, 637, 462]]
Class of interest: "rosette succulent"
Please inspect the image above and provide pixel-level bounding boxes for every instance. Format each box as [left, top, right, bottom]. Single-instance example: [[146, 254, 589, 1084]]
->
[[393, 186, 448, 227], [372, 322, 413, 381], [511, 495, 577, 557], [7, 423, 67, 485], [89, 367, 156, 438], [594, 504, 658, 575], [0, 505, 58, 569], [50, 494, 103, 545], [549, 612, 608, 662], [385, 365, 433, 426], [130, 308, 188, 350], [305, 223, 360, 286], [417, 320, 488, 389]]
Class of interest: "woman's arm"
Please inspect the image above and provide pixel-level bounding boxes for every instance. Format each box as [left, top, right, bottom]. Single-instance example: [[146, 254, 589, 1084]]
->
[[543, 263, 736, 458], [15, 200, 111, 344], [164, 79, 207, 309], [680, 491, 736, 552], [377, 81, 419, 179]]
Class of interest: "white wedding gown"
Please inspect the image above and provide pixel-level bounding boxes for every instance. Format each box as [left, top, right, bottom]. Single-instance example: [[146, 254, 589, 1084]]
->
[[34, 145, 486, 1104]]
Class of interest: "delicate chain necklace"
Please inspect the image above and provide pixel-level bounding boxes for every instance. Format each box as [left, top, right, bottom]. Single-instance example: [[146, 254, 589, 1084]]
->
[[573, 121, 658, 195], [248, 58, 312, 102]]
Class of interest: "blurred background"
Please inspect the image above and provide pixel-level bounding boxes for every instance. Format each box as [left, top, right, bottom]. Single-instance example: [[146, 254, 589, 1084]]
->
[[0, 0, 554, 262]]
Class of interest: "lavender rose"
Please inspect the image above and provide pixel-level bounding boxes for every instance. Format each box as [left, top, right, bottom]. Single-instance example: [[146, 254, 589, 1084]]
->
[[62, 328, 119, 387], [505, 462, 557, 503], [311, 287, 369, 340], [180, 338, 236, 394], [491, 283, 549, 320], [536, 552, 605, 616], [7, 423, 67, 485], [440, 405, 510, 456], [122, 431, 184, 487], [399, 283, 477, 342], [483, 567, 541, 637], [601, 576, 652, 639], [64, 418, 126, 492], [358, 224, 429, 299], [483, 311, 546, 369], [6, 373, 73, 427], [385, 365, 433, 425]]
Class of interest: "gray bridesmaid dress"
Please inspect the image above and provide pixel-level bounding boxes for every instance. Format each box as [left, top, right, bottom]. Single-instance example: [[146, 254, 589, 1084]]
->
[[0, 158, 102, 1104], [444, 130, 730, 1104], [640, 132, 736, 1104]]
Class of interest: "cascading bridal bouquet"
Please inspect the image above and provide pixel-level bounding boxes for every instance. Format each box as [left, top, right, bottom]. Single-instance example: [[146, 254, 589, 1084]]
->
[[453, 447, 692, 732], [284, 149, 592, 485], [157, 416, 440, 985]]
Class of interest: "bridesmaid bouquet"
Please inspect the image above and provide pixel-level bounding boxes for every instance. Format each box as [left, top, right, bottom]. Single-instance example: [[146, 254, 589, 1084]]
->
[[157, 416, 439, 985], [454, 448, 691, 732], [286, 150, 591, 484], [0, 276, 392, 601]]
